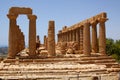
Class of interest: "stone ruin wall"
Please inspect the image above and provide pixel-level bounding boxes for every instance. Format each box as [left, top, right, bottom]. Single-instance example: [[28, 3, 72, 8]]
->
[[57, 12, 108, 56], [7, 7, 108, 59], [7, 7, 37, 59]]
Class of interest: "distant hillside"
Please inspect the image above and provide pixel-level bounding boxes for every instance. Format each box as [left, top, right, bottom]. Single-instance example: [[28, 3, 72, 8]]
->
[[0, 47, 8, 55]]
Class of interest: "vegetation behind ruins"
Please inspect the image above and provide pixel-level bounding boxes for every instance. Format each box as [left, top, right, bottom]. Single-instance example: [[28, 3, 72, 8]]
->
[[0, 47, 7, 58], [106, 38, 120, 62]]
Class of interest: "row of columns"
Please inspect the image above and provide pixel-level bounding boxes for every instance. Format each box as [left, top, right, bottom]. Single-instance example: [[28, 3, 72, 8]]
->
[[57, 18, 107, 56], [7, 14, 37, 58], [58, 28, 83, 42]]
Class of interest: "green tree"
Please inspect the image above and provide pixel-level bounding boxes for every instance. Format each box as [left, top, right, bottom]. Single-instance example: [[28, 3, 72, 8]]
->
[[106, 38, 120, 62], [106, 38, 114, 55]]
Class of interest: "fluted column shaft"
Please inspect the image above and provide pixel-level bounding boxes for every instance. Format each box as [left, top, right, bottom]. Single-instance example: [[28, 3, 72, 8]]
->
[[69, 31, 72, 41], [7, 14, 18, 58], [83, 22, 91, 56], [80, 27, 83, 52], [28, 15, 37, 56], [73, 30, 76, 41], [48, 21, 56, 56], [99, 18, 107, 55], [71, 31, 73, 41], [76, 28, 79, 42], [91, 21, 98, 53]]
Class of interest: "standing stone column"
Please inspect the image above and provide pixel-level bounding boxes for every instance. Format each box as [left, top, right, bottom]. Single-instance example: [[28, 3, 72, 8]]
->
[[7, 14, 18, 59], [91, 21, 98, 53], [80, 27, 83, 53], [66, 32, 68, 42], [64, 33, 66, 42], [68, 32, 69, 42], [72, 30, 74, 41], [76, 28, 80, 50], [69, 30, 72, 42], [48, 20, 56, 56], [99, 18, 107, 55], [75, 29, 79, 42], [83, 22, 91, 56], [73, 30, 76, 41], [67, 32, 68, 42], [44, 35, 48, 50], [28, 15, 37, 57]]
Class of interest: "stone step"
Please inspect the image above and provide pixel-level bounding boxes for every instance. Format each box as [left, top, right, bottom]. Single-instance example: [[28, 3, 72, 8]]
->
[[2, 56, 116, 64], [3, 58, 80, 63], [0, 69, 107, 77], [111, 64, 120, 68], [96, 63, 119, 67], [0, 74, 77, 80], [0, 70, 109, 80], [80, 56, 113, 61], [76, 59, 117, 64]]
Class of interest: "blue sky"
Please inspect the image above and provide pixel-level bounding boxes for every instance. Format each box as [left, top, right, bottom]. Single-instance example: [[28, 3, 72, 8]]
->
[[0, 0, 120, 46]]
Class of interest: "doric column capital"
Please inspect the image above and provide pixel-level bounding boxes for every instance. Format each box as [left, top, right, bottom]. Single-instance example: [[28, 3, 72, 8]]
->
[[98, 18, 108, 23], [7, 14, 18, 20], [90, 20, 98, 26], [83, 22, 91, 27], [27, 14, 37, 20]]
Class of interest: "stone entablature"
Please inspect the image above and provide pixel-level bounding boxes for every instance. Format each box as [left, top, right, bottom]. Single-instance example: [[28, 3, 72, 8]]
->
[[9, 7, 32, 15], [58, 12, 107, 33]]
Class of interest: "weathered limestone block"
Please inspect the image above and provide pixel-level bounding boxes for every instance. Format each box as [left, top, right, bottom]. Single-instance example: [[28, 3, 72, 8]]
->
[[16, 26, 25, 54], [9, 7, 32, 15], [56, 49, 63, 57], [72, 42, 79, 51], [56, 42, 67, 56], [66, 48, 74, 54], [21, 32, 25, 51], [40, 50, 48, 58], [101, 74, 119, 80], [48, 20, 56, 56]]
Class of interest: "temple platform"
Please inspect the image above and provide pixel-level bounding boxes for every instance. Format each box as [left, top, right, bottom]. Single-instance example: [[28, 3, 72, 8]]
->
[[0, 54, 120, 80]]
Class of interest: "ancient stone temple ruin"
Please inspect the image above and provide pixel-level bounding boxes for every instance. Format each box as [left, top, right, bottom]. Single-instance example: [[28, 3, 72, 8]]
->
[[0, 7, 120, 80], [57, 12, 107, 56], [7, 7, 37, 58]]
